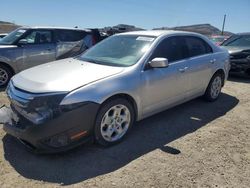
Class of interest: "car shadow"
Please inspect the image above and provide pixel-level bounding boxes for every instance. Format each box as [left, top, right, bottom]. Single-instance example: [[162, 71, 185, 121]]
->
[[2, 93, 239, 185], [0, 88, 6, 92]]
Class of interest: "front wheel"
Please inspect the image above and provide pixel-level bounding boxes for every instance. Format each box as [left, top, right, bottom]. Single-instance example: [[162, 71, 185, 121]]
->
[[0, 64, 12, 88], [204, 73, 223, 102], [94, 98, 135, 146]]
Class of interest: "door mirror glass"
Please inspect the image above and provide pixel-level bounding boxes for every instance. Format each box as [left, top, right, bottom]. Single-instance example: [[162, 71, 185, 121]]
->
[[18, 39, 28, 45], [149, 58, 169, 68]]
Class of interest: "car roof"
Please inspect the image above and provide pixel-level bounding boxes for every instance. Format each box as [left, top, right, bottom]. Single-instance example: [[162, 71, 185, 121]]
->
[[118, 30, 199, 37], [19, 26, 91, 32]]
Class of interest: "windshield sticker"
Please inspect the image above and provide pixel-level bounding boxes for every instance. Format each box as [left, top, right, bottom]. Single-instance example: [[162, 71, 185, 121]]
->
[[136, 36, 154, 42]]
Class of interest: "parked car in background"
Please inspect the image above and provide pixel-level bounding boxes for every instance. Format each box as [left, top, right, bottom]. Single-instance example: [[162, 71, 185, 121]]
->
[[0, 33, 8, 38], [2, 30, 230, 153], [0, 27, 102, 87], [209, 35, 229, 46], [221, 33, 250, 76]]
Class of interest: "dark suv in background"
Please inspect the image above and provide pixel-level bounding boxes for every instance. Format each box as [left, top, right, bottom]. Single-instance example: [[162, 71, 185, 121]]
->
[[0, 27, 103, 87], [222, 33, 250, 76]]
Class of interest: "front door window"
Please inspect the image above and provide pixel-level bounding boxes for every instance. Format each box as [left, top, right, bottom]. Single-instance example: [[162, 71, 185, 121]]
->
[[23, 30, 52, 44]]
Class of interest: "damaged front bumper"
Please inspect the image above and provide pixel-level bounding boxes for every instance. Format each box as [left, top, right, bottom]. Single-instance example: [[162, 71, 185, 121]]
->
[[2, 102, 99, 153], [1, 82, 100, 153], [229, 52, 250, 75], [230, 59, 250, 74]]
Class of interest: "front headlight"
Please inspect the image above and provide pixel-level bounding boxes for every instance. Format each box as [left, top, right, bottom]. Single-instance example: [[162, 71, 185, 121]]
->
[[12, 104, 54, 125]]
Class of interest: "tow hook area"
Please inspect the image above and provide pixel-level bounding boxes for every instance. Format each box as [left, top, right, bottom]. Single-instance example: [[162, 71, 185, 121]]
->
[[0, 105, 19, 125]]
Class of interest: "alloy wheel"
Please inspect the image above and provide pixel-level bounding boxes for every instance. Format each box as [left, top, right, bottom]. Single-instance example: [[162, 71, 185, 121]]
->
[[100, 104, 131, 142]]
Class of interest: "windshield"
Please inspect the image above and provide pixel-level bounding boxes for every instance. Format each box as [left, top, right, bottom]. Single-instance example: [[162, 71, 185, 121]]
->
[[0, 28, 27, 45], [222, 35, 250, 47], [80, 35, 155, 67]]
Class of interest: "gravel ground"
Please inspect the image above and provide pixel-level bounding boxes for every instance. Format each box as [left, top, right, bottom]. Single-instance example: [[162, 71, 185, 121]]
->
[[0, 76, 250, 188]]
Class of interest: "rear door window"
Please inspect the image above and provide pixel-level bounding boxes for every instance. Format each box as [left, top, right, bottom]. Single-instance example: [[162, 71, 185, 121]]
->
[[56, 30, 87, 42], [151, 36, 189, 63], [185, 36, 213, 57]]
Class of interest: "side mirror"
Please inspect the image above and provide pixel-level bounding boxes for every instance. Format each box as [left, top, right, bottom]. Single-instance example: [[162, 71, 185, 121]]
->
[[149, 58, 169, 68], [18, 39, 28, 45]]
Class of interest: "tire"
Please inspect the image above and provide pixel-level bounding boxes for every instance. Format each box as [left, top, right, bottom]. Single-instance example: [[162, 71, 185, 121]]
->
[[94, 98, 135, 146], [0, 64, 12, 88], [204, 73, 223, 102]]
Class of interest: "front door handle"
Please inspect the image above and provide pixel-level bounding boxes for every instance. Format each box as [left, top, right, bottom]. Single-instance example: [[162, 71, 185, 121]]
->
[[179, 67, 188, 73], [210, 59, 216, 64]]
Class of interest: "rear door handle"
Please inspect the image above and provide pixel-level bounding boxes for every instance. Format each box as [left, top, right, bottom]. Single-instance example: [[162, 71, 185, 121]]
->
[[179, 67, 188, 73]]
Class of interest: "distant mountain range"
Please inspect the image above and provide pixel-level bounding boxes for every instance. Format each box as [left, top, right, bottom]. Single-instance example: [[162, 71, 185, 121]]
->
[[0, 21, 20, 33], [0, 21, 233, 36], [153, 24, 233, 36]]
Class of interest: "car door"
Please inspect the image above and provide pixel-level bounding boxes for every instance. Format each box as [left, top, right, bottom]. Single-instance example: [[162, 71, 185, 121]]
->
[[141, 36, 190, 118], [182, 36, 214, 98], [18, 29, 56, 70]]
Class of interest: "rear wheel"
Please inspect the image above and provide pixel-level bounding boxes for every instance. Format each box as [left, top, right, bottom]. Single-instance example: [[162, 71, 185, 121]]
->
[[0, 64, 12, 88], [94, 98, 135, 146], [204, 73, 223, 102]]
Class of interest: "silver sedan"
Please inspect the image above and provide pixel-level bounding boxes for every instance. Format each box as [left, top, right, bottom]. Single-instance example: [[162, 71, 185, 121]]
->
[[3, 30, 230, 152]]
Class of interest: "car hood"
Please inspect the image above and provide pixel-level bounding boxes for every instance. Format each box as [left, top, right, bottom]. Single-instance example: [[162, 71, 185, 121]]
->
[[222, 46, 250, 54], [12, 58, 124, 93]]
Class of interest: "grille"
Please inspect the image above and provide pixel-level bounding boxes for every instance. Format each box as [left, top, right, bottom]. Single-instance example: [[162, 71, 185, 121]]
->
[[6, 81, 67, 125], [7, 82, 34, 109]]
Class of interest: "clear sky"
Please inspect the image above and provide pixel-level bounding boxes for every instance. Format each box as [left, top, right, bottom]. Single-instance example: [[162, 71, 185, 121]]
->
[[1, 0, 250, 33]]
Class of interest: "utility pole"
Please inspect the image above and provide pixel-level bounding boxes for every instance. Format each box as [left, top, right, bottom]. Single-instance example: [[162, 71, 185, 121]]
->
[[221, 14, 226, 35]]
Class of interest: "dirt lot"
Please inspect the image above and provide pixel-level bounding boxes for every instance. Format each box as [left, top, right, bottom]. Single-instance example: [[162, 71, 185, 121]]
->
[[0, 76, 250, 188]]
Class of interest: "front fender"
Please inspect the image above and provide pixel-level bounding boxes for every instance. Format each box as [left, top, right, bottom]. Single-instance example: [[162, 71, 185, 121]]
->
[[60, 70, 143, 119], [0, 55, 18, 72], [0, 56, 11, 65], [0, 49, 20, 73]]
